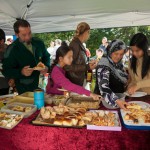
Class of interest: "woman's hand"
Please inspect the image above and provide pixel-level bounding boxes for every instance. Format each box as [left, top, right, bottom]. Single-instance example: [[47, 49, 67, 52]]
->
[[116, 99, 128, 110], [128, 85, 139, 95], [89, 60, 98, 70], [90, 93, 101, 100]]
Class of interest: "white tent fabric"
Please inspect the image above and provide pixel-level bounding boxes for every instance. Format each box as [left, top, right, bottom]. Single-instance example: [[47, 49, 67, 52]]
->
[[0, 0, 150, 35]]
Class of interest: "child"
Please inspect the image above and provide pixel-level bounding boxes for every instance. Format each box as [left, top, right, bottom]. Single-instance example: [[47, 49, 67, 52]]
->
[[46, 42, 100, 100]]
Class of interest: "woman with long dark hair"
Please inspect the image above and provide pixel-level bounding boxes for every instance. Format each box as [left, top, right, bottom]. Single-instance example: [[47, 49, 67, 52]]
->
[[46, 42, 100, 100], [128, 33, 150, 95]]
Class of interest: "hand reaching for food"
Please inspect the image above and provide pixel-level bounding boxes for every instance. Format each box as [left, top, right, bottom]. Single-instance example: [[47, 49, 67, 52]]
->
[[116, 99, 128, 110], [127, 85, 139, 95], [90, 93, 101, 100]]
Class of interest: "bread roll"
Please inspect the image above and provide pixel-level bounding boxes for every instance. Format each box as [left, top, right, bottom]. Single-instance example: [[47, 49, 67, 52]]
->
[[62, 118, 72, 126], [53, 118, 63, 125]]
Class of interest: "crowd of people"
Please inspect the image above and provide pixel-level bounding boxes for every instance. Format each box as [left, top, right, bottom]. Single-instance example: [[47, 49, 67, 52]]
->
[[0, 19, 150, 110]]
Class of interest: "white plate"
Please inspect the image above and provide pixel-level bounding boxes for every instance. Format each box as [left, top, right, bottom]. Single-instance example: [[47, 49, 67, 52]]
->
[[57, 88, 68, 92], [124, 92, 147, 97], [128, 101, 150, 109], [120, 101, 150, 126], [34, 67, 45, 71]]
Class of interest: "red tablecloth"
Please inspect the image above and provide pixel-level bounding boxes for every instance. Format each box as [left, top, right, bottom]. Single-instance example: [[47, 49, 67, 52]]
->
[[0, 96, 150, 150]]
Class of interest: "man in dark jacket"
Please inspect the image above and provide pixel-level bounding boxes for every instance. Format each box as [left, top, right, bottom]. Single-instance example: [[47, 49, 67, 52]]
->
[[2, 19, 50, 94], [0, 29, 9, 95]]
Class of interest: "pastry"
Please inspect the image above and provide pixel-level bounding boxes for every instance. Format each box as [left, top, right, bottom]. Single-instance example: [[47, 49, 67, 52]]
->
[[12, 106, 24, 112], [25, 107, 32, 112], [53, 118, 63, 125], [34, 62, 45, 70], [127, 103, 141, 110], [62, 118, 72, 126]]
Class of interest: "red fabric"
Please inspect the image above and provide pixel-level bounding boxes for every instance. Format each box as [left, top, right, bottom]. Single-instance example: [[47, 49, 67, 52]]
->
[[0, 96, 150, 150]]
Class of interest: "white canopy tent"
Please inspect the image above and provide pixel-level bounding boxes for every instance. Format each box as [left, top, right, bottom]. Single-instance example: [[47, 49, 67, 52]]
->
[[0, 0, 150, 35]]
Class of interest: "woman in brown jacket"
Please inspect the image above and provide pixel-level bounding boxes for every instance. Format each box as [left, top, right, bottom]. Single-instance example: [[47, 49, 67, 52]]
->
[[65, 22, 97, 86]]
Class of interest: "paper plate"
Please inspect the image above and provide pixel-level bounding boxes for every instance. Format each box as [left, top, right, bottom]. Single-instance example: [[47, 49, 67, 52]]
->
[[128, 101, 150, 109], [124, 92, 147, 97], [34, 67, 45, 71]]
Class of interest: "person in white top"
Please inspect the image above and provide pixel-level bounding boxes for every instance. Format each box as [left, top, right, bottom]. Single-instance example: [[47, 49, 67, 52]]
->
[[51, 39, 61, 61], [47, 41, 54, 56]]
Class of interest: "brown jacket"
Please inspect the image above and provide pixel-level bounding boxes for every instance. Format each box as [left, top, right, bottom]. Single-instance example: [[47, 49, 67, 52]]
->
[[65, 38, 89, 86]]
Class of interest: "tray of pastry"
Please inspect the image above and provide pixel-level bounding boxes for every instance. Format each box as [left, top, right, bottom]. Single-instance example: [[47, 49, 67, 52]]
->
[[32, 104, 88, 128], [48, 95, 68, 106], [1, 102, 37, 118], [0, 94, 16, 104], [86, 110, 121, 131], [65, 96, 100, 109], [120, 101, 150, 130], [0, 111, 23, 129]]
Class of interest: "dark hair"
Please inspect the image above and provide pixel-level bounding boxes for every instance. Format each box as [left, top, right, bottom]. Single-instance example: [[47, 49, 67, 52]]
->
[[0, 28, 5, 42], [130, 33, 150, 78], [13, 19, 30, 34], [97, 49, 103, 53], [106, 39, 126, 56], [50, 42, 72, 87]]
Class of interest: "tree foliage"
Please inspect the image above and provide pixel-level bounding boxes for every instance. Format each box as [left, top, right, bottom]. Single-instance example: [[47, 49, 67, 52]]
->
[[33, 26, 150, 56]]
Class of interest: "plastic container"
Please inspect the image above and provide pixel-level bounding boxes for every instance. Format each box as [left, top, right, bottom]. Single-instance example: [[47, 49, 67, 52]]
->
[[15, 92, 34, 104], [1, 102, 37, 118], [87, 110, 121, 131], [66, 95, 100, 109], [0, 111, 23, 130]]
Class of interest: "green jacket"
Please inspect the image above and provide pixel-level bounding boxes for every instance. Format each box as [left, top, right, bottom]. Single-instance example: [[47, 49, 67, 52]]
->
[[2, 37, 50, 94]]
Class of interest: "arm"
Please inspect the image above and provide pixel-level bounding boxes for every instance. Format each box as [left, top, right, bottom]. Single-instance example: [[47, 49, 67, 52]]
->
[[97, 67, 118, 107], [52, 68, 90, 96], [136, 79, 150, 89], [64, 42, 89, 72], [127, 61, 137, 88], [2, 45, 24, 79]]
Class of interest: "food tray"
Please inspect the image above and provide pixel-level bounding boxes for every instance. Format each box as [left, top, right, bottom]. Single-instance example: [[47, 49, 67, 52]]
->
[[66, 96, 100, 109], [51, 95, 68, 105], [120, 101, 150, 130], [0, 94, 15, 104], [1, 102, 37, 118], [31, 113, 85, 128], [14, 92, 52, 105], [15, 92, 34, 104], [0, 111, 23, 130], [87, 110, 121, 131]]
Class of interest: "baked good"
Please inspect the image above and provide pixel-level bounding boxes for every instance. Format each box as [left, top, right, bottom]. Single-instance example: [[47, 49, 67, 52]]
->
[[53, 118, 63, 125], [12, 106, 24, 112], [25, 107, 32, 112], [34, 62, 45, 70], [127, 103, 141, 110], [62, 118, 72, 126]]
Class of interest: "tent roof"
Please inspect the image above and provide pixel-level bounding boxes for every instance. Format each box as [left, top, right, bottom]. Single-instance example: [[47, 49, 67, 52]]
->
[[1, 0, 150, 35]]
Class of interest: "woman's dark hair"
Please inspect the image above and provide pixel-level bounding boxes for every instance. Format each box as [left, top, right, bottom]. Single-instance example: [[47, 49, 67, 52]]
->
[[50, 41, 71, 87], [130, 33, 150, 79], [106, 39, 126, 56], [13, 19, 30, 34], [0, 28, 5, 42]]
